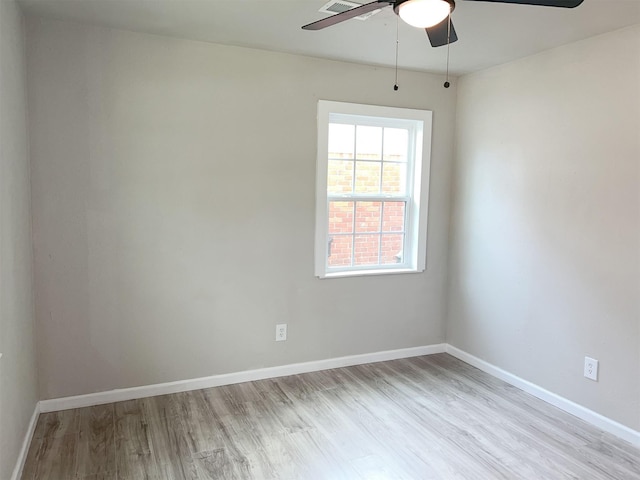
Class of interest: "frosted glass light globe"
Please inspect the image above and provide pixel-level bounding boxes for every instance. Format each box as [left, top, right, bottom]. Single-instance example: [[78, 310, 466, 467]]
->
[[398, 0, 451, 28]]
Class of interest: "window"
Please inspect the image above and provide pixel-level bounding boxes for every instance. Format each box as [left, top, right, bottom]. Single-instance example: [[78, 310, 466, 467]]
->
[[315, 101, 432, 278]]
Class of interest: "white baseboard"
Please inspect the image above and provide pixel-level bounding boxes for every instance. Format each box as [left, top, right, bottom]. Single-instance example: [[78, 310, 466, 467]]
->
[[39, 344, 447, 413], [11, 402, 40, 480], [446, 344, 640, 447], [36, 342, 640, 449]]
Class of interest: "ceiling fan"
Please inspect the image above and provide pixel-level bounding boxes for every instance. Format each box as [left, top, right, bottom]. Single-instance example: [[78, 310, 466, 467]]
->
[[302, 0, 585, 48]]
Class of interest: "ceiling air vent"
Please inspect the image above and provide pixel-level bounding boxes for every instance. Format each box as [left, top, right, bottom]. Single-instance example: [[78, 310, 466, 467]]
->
[[318, 0, 382, 21]]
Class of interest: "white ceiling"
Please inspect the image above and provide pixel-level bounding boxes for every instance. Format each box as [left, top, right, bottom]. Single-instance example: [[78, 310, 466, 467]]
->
[[17, 0, 640, 75]]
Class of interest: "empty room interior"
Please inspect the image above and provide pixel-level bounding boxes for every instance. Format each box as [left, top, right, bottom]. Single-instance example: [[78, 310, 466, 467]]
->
[[1, 0, 639, 478]]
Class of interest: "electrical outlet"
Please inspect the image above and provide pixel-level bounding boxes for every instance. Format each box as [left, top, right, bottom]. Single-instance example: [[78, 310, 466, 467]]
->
[[275, 323, 287, 342], [584, 356, 598, 381]]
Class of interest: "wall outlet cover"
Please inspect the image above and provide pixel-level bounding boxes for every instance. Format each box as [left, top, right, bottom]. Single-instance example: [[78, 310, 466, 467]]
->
[[276, 323, 287, 342], [584, 356, 598, 381]]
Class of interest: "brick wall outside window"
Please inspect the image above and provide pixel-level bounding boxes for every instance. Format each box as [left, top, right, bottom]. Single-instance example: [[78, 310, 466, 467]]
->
[[327, 154, 405, 267]]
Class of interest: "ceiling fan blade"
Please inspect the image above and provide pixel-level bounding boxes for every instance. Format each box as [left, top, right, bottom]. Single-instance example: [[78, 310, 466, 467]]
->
[[302, 0, 393, 30], [463, 0, 583, 7], [426, 18, 458, 47]]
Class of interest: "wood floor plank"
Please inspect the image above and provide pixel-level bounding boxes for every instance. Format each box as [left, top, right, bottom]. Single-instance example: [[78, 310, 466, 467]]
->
[[114, 399, 159, 480], [79, 473, 117, 480], [76, 403, 116, 477], [276, 428, 361, 480], [191, 448, 236, 480], [172, 390, 227, 455], [22, 354, 640, 480], [142, 395, 198, 479], [32, 408, 80, 439], [22, 433, 79, 479], [198, 390, 254, 478], [20, 435, 43, 480]]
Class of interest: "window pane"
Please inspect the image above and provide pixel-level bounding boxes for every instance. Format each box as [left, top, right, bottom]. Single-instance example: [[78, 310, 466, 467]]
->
[[380, 234, 404, 265], [355, 201, 381, 233], [381, 162, 407, 195], [328, 123, 355, 159], [382, 202, 405, 233], [356, 126, 382, 160], [354, 161, 381, 194], [354, 234, 380, 266], [328, 235, 353, 267], [327, 160, 354, 194], [328, 201, 354, 235], [383, 128, 409, 162]]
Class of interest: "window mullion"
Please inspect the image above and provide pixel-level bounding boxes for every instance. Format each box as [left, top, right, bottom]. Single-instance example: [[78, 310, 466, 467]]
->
[[351, 126, 357, 194], [378, 201, 384, 265], [379, 127, 385, 194], [351, 201, 356, 267], [328, 195, 410, 202], [402, 199, 410, 263]]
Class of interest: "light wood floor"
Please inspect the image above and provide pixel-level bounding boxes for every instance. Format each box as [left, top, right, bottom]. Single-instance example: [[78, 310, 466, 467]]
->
[[22, 354, 640, 479]]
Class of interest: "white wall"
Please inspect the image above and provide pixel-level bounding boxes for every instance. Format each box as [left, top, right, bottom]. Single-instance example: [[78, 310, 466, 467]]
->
[[26, 18, 457, 400], [448, 25, 640, 430], [0, 0, 39, 477]]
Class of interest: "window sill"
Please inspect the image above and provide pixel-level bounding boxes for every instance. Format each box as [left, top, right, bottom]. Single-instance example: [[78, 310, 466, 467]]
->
[[318, 267, 423, 279]]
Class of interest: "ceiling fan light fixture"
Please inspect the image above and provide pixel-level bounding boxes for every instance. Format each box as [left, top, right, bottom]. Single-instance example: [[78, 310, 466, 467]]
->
[[397, 0, 451, 29]]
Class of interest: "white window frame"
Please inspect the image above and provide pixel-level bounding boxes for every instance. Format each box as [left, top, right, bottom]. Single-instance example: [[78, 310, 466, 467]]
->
[[315, 100, 432, 279]]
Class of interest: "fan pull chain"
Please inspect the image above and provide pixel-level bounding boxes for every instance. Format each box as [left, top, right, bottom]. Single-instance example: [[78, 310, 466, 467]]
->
[[444, 11, 451, 88], [394, 16, 399, 91]]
